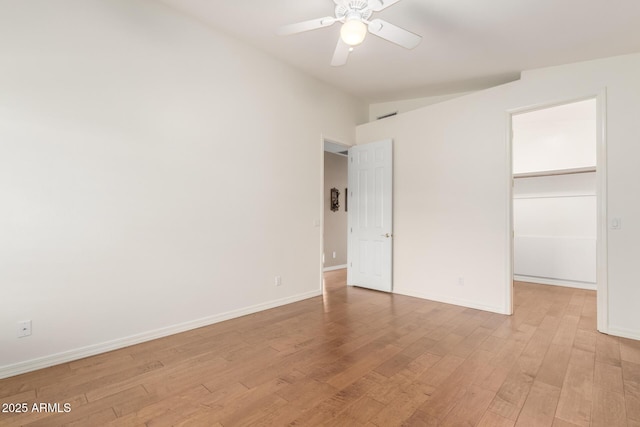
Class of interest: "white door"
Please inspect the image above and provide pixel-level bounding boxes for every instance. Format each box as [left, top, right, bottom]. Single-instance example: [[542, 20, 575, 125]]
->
[[347, 139, 393, 292]]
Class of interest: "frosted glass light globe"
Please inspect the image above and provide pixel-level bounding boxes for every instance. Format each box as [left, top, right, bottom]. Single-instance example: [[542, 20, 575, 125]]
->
[[340, 19, 367, 46]]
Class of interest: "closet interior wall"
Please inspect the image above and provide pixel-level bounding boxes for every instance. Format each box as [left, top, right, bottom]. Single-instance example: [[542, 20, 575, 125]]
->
[[512, 99, 597, 289]]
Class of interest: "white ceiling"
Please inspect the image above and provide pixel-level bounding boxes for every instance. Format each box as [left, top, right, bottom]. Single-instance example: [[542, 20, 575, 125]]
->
[[159, 0, 640, 103]]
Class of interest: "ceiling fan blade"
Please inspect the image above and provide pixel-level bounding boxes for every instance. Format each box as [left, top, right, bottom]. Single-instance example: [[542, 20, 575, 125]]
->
[[367, 0, 403, 11], [277, 16, 337, 36], [367, 18, 421, 49], [331, 39, 351, 66]]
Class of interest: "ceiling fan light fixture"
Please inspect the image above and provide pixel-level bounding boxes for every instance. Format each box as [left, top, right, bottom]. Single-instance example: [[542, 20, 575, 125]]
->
[[278, 0, 421, 66], [340, 18, 367, 46]]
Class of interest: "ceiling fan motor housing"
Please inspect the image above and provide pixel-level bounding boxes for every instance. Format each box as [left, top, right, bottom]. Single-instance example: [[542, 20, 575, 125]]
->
[[336, 1, 373, 21]]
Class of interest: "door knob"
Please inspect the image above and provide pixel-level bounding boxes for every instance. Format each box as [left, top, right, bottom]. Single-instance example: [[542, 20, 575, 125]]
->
[[381, 233, 392, 238]]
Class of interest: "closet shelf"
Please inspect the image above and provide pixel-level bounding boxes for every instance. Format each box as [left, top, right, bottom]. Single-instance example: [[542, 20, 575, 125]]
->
[[513, 166, 596, 179]]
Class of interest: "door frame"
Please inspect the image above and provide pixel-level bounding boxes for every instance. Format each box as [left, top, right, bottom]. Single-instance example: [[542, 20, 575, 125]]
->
[[505, 90, 608, 333]]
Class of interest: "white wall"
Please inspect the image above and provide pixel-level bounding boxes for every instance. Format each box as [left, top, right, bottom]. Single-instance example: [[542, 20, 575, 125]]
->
[[513, 173, 596, 288], [512, 99, 596, 173], [0, 0, 366, 377], [368, 92, 471, 122], [356, 53, 640, 340]]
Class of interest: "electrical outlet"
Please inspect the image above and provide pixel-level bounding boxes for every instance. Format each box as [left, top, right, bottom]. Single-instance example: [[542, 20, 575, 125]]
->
[[332, 251, 337, 259], [17, 320, 32, 338], [275, 276, 282, 287], [457, 277, 464, 287]]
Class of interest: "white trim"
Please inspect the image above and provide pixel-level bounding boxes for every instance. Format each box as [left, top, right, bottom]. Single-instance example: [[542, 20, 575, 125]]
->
[[323, 264, 348, 272], [505, 112, 514, 315], [514, 275, 596, 290], [595, 89, 609, 334], [513, 166, 596, 179], [608, 326, 640, 341], [0, 290, 321, 380], [394, 287, 509, 315], [320, 134, 327, 293], [514, 194, 595, 200]]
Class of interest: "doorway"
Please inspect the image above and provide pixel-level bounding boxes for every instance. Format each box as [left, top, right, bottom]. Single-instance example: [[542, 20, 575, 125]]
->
[[322, 139, 350, 291], [320, 138, 349, 298], [321, 138, 394, 294], [509, 95, 608, 333]]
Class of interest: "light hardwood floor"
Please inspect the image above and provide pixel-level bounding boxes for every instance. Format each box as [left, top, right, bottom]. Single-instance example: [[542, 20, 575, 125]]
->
[[1, 269, 639, 426]]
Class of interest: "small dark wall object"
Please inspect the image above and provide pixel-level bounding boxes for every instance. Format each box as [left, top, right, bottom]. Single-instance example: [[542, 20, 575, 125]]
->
[[330, 188, 340, 212], [345, 188, 348, 212]]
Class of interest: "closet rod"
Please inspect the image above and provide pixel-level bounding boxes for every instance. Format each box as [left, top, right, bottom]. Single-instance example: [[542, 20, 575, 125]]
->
[[513, 166, 596, 179]]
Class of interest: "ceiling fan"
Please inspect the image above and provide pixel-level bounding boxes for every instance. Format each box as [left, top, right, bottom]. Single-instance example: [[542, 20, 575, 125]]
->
[[277, 0, 421, 66]]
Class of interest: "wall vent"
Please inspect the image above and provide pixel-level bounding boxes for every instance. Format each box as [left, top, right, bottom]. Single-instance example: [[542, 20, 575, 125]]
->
[[377, 111, 398, 120]]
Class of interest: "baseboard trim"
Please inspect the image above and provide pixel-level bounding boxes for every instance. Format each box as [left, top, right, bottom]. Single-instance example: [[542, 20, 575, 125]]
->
[[0, 289, 322, 380], [514, 275, 596, 290], [607, 326, 640, 341], [393, 287, 509, 315], [323, 264, 347, 272]]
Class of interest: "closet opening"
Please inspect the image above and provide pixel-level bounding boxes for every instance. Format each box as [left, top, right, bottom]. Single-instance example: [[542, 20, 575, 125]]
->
[[510, 97, 606, 330]]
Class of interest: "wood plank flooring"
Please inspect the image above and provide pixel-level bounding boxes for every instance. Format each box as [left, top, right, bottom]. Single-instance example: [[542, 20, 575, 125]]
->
[[1, 270, 639, 426]]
